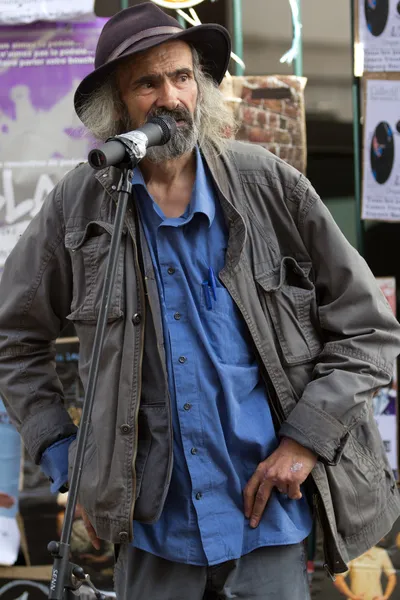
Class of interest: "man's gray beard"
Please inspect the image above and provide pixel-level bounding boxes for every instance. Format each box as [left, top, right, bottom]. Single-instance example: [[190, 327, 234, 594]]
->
[[145, 124, 198, 163], [145, 107, 200, 164]]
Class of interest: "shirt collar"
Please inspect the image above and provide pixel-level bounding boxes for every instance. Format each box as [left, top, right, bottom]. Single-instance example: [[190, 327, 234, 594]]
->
[[131, 146, 215, 227]]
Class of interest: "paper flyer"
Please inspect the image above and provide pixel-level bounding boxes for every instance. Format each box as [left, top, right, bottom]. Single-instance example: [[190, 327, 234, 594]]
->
[[358, 0, 400, 72], [362, 78, 400, 221], [0, 0, 95, 24]]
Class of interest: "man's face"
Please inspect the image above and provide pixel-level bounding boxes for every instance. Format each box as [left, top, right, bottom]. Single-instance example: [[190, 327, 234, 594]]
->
[[117, 41, 199, 162]]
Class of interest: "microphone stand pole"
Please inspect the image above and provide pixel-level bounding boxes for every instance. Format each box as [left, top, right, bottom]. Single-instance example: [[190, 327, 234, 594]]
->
[[47, 163, 133, 600]]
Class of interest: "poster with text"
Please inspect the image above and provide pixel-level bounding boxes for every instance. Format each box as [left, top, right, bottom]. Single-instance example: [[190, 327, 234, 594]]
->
[[362, 78, 400, 221], [0, 19, 106, 277], [358, 0, 400, 72], [0, 0, 95, 24], [375, 277, 398, 478]]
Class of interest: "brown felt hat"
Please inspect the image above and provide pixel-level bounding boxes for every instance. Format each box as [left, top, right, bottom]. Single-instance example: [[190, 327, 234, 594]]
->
[[74, 1, 231, 114]]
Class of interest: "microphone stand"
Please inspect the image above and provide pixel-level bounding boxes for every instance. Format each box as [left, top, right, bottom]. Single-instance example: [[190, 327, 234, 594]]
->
[[47, 162, 134, 600]]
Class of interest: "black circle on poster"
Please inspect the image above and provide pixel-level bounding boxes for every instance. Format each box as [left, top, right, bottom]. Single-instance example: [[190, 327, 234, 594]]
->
[[370, 121, 394, 184], [397, 0, 400, 14], [365, 0, 390, 36], [0, 580, 49, 600]]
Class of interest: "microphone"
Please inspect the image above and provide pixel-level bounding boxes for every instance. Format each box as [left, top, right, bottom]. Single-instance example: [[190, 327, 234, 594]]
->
[[88, 115, 177, 170]]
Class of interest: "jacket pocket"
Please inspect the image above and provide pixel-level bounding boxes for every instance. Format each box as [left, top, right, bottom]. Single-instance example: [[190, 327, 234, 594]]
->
[[325, 433, 388, 540], [65, 221, 126, 322], [255, 257, 322, 365]]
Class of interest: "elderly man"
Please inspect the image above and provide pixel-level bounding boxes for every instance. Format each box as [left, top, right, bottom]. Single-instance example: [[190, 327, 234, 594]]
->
[[0, 3, 399, 599]]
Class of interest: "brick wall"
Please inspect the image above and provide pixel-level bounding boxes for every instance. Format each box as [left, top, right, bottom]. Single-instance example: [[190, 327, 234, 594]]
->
[[220, 75, 307, 174]]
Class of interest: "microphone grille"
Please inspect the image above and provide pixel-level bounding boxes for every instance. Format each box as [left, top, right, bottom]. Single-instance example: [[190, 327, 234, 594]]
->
[[147, 116, 177, 145]]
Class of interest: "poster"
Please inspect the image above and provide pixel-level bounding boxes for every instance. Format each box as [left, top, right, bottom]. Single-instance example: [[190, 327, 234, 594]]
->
[[361, 78, 400, 221], [312, 517, 400, 600], [0, 19, 106, 277], [357, 0, 400, 72], [0, 1, 95, 24], [0, 398, 21, 567], [375, 277, 398, 477]]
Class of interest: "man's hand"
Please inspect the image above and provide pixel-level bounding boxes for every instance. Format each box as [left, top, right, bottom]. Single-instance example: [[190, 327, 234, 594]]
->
[[81, 506, 101, 550], [0, 492, 15, 509], [243, 437, 317, 528]]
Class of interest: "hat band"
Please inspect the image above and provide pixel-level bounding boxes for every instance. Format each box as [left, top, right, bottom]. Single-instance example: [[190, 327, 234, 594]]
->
[[107, 26, 183, 63]]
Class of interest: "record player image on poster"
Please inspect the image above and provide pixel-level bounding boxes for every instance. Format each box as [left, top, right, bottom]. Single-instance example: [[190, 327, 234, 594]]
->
[[362, 79, 400, 221], [358, 0, 400, 71]]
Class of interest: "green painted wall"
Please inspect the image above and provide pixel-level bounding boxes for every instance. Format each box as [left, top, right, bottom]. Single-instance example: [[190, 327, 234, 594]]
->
[[323, 196, 358, 249]]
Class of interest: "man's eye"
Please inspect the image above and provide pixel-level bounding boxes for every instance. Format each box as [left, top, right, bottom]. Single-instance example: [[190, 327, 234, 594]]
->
[[178, 74, 188, 82]]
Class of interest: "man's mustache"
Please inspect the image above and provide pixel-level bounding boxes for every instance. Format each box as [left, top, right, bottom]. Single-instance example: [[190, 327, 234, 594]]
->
[[147, 106, 193, 126]]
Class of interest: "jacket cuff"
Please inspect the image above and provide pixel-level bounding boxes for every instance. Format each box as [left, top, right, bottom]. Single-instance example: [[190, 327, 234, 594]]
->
[[20, 404, 78, 464], [279, 400, 350, 466]]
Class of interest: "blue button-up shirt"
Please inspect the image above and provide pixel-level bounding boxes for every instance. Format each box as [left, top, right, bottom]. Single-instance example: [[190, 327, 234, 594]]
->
[[132, 147, 312, 566]]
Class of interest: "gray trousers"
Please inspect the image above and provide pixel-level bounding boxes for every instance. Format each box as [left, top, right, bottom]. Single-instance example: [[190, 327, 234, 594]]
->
[[114, 543, 311, 600]]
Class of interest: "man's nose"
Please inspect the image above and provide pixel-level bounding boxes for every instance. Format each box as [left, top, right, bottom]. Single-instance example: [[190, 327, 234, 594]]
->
[[155, 80, 179, 110]]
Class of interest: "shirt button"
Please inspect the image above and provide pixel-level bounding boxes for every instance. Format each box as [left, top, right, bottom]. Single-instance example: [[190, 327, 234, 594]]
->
[[167, 267, 175, 275], [174, 312, 181, 320], [178, 356, 187, 364], [133, 313, 142, 325], [195, 492, 202, 500], [191, 447, 198, 455], [183, 403, 192, 411]]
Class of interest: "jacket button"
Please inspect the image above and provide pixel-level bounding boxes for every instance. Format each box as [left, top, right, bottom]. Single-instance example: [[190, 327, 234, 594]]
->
[[120, 424, 132, 435], [119, 531, 129, 543], [133, 313, 142, 325]]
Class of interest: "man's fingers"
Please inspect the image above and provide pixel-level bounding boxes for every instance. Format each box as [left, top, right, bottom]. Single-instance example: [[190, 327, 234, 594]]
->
[[81, 509, 101, 550], [287, 482, 302, 500], [250, 479, 274, 528], [243, 471, 263, 518]]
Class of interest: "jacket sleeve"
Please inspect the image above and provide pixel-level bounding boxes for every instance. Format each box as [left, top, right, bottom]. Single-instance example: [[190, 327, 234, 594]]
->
[[279, 178, 400, 465], [0, 181, 78, 464]]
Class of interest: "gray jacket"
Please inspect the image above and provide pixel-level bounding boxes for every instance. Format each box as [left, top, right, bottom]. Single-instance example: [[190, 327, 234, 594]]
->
[[0, 140, 399, 576]]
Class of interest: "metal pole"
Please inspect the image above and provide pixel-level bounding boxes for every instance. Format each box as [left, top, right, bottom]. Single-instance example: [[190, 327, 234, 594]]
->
[[232, 0, 244, 76], [120, 0, 129, 9], [293, 0, 303, 77], [350, 1, 364, 255]]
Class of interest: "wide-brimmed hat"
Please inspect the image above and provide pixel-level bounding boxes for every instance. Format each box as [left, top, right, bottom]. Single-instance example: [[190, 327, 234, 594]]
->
[[74, 1, 231, 114]]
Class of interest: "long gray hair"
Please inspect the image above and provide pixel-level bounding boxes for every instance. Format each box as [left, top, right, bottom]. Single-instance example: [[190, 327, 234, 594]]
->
[[77, 47, 237, 155]]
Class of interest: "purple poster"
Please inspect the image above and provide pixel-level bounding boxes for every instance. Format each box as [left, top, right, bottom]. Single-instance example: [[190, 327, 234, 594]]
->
[[0, 18, 107, 275]]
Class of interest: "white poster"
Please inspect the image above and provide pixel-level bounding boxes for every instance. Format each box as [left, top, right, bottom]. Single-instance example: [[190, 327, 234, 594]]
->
[[358, 0, 400, 72], [374, 277, 398, 478], [362, 79, 400, 221], [0, 0, 95, 24]]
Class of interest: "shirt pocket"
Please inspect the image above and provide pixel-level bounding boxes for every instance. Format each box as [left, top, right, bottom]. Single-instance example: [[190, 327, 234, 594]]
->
[[255, 257, 323, 365], [65, 220, 126, 323], [199, 283, 256, 365]]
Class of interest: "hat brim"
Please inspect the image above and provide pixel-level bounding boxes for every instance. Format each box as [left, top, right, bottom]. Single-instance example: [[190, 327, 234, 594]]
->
[[74, 24, 231, 115]]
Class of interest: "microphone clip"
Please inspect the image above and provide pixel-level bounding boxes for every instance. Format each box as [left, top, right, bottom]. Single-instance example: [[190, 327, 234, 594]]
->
[[105, 130, 148, 167]]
